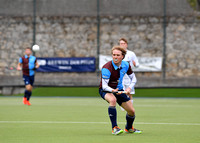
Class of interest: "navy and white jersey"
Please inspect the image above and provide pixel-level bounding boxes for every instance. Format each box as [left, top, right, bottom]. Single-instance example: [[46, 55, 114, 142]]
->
[[19, 55, 37, 76], [99, 60, 133, 91]]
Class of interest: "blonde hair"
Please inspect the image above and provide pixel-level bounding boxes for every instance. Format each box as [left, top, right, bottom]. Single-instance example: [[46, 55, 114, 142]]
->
[[111, 45, 127, 59]]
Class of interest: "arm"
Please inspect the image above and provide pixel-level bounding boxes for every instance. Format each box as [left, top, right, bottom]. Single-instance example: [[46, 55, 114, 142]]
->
[[17, 63, 22, 70], [128, 72, 137, 89], [125, 73, 137, 94], [132, 61, 136, 67], [17, 57, 23, 70], [101, 68, 118, 93], [102, 78, 118, 93], [125, 63, 137, 94], [35, 61, 40, 69], [132, 52, 139, 67]]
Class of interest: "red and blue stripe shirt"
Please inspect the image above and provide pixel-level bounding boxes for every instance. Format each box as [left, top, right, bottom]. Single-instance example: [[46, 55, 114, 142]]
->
[[19, 55, 37, 76], [99, 60, 133, 90]]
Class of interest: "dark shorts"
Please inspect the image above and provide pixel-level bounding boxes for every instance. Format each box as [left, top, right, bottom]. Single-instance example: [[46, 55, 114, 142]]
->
[[23, 75, 35, 86], [99, 88, 130, 106]]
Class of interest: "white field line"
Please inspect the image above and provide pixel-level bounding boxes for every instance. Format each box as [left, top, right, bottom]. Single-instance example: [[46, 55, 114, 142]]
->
[[0, 121, 200, 126], [0, 103, 198, 108]]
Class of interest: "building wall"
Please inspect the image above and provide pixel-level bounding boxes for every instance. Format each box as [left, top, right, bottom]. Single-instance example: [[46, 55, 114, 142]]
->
[[0, 16, 200, 78]]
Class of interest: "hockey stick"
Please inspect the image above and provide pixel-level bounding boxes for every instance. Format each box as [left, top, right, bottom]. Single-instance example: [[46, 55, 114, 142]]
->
[[103, 90, 127, 94], [112, 91, 127, 94]]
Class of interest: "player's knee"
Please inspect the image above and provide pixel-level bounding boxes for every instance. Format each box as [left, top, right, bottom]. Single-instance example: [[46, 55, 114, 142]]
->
[[128, 108, 135, 116], [26, 85, 32, 91], [109, 98, 117, 106], [27, 88, 32, 92]]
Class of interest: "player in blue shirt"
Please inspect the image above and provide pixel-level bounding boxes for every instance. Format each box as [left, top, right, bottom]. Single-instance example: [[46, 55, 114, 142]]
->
[[99, 45, 142, 135], [17, 47, 39, 105]]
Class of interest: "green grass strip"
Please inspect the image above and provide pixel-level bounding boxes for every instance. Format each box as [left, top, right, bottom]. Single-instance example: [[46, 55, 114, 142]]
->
[[1, 87, 199, 98]]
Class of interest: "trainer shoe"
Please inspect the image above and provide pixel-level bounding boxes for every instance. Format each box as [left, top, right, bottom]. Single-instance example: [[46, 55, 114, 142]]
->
[[23, 97, 27, 105], [112, 126, 123, 135], [124, 127, 142, 134], [26, 100, 31, 106]]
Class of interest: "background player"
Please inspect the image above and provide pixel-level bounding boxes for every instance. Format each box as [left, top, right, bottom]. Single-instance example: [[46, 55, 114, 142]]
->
[[119, 38, 139, 111], [99, 45, 142, 135], [17, 47, 39, 105]]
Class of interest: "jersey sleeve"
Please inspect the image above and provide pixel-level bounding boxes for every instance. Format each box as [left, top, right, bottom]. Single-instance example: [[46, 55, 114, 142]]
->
[[19, 57, 23, 63], [101, 68, 111, 79], [131, 52, 139, 67], [128, 72, 137, 89], [127, 64, 133, 75], [35, 57, 37, 63]]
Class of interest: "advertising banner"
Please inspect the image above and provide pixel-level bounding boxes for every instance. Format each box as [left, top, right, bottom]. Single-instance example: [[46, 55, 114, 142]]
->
[[37, 57, 96, 72], [99, 55, 162, 72]]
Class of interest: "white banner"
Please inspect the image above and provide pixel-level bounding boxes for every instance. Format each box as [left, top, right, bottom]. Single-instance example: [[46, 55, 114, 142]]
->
[[99, 55, 162, 72]]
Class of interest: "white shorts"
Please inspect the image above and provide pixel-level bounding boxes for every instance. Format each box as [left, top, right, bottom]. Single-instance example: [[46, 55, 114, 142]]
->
[[123, 74, 135, 94]]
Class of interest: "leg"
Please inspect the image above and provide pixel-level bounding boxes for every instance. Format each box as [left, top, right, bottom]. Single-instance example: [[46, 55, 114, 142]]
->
[[26, 75, 35, 101], [23, 85, 32, 105], [23, 75, 33, 105], [128, 87, 135, 102], [128, 93, 133, 100], [99, 89, 123, 135], [104, 93, 117, 106], [128, 93, 134, 106], [105, 93, 123, 135], [25, 84, 32, 101], [121, 100, 142, 133], [121, 100, 135, 130], [121, 84, 134, 111], [25, 75, 34, 102], [104, 93, 118, 128], [121, 100, 135, 116]]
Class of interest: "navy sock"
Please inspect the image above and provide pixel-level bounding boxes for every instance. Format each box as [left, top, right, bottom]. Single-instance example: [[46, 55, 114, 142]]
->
[[24, 90, 29, 98], [126, 114, 135, 130], [26, 91, 32, 101], [108, 106, 117, 128]]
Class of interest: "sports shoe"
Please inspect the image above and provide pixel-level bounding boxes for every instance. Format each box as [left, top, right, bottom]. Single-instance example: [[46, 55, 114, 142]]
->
[[26, 100, 31, 106], [112, 126, 123, 135], [23, 97, 27, 105], [124, 127, 142, 134]]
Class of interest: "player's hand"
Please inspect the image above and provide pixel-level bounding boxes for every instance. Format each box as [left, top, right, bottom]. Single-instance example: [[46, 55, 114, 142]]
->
[[117, 91, 124, 94], [132, 61, 136, 66], [35, 64, 40, 69], [17, 66, 21, 71], [112, 88, 119, 94], [125, 87, 131, 94], [35, 62, 40, 69]]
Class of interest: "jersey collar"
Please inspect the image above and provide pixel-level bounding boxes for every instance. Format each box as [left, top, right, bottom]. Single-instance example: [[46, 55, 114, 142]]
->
[[112, 60, 123, 70], [24, 55, 32, 58]]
